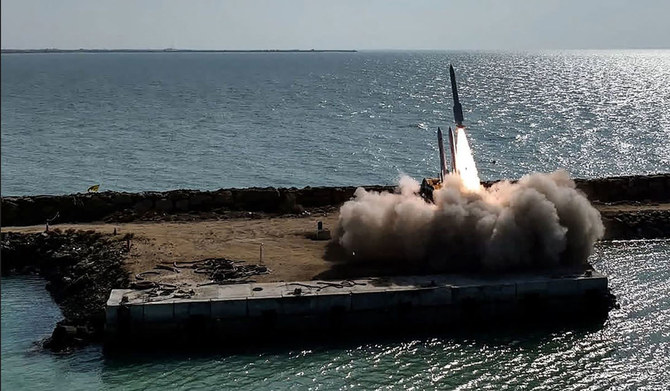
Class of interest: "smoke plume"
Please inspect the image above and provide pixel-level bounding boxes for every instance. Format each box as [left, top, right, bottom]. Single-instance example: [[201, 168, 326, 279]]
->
[[334, 170, 604, 273]]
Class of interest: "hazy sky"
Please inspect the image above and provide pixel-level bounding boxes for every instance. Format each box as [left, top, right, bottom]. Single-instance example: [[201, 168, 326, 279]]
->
[[2, 0, 669, 50]]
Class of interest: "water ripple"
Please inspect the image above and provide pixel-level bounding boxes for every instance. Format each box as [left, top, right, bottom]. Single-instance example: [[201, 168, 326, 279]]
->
[[2, 51, 669, 196]]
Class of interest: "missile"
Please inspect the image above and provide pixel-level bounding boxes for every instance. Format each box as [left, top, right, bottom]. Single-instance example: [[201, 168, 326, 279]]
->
[[448, 126, 457, 174], [450, 64, 464, 127], [437, 127, 448, 180]]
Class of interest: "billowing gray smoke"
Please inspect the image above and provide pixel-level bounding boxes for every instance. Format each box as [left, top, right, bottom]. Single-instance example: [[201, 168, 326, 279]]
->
[[334, 170, 604, 272]]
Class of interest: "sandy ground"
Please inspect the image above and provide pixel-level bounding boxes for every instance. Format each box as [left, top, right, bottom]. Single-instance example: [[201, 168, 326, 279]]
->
[[6, 203, 669, 287], [6, 213, 341, 286]]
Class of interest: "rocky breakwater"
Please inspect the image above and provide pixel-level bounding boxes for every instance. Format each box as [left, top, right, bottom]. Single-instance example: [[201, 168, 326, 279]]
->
[[572, 174, 670, 203], [572, 175, 670, 240], [1, 174, 669, 239], [0, 185, 395, 226], [1, 230, 130, 353]]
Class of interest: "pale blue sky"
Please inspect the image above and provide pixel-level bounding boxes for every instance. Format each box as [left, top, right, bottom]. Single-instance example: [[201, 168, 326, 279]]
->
[[2, 0, 669, 50]]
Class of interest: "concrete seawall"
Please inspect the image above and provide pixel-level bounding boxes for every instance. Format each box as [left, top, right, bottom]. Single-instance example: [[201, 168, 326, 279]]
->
[[105, 272, 611, 349], [2, 174, 669, 227]]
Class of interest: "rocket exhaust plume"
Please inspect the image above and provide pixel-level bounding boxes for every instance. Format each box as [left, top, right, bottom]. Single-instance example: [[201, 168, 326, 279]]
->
[[334, 170, 604, 273], [453, 127, 481, 192]]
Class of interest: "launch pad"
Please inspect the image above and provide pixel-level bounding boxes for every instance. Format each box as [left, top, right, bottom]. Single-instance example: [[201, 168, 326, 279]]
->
[[105, 270, 611, 349]]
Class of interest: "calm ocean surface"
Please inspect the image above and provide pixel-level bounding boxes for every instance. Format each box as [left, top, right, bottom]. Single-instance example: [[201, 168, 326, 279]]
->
[[2, 51, 670, 390], [1, 51, 669, 196]]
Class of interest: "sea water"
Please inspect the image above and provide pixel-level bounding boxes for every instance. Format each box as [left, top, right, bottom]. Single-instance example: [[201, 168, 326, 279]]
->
[[1, 50, 669, 196]]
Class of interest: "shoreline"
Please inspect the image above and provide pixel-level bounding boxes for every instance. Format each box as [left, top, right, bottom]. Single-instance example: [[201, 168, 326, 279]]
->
[[1, 230, 130, 352], [1, 49, 358, 54]]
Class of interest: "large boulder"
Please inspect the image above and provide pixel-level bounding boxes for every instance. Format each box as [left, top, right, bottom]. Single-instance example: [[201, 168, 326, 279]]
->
[[233, 187, 281, 211], [211, 190, 234, 208], [296, 186, 332, 207]]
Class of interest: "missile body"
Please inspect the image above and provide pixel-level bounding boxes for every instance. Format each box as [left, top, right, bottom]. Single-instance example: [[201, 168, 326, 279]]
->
[[437, 127, 448, 180], [432, 65, 464, 179], [450, 65, 464, 127]]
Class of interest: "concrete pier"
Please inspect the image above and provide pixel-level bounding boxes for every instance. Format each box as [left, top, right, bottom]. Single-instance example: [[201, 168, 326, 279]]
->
[[105, 271, 611, 349]]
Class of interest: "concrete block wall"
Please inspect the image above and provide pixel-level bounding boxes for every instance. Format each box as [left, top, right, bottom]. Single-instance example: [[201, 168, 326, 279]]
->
[[105, 272, 611, 347]]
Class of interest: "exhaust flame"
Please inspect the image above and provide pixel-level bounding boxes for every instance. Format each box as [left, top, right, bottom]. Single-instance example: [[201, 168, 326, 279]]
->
[[453, 127, 481, 192]]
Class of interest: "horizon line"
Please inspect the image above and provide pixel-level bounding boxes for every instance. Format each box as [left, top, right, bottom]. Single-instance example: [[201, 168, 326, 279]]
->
[[2, 47, 669, 53], [0, 48, 359, 54]]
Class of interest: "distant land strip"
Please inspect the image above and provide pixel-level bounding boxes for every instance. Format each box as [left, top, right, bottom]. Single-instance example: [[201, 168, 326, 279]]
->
[[1, 48, 358, 54]]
